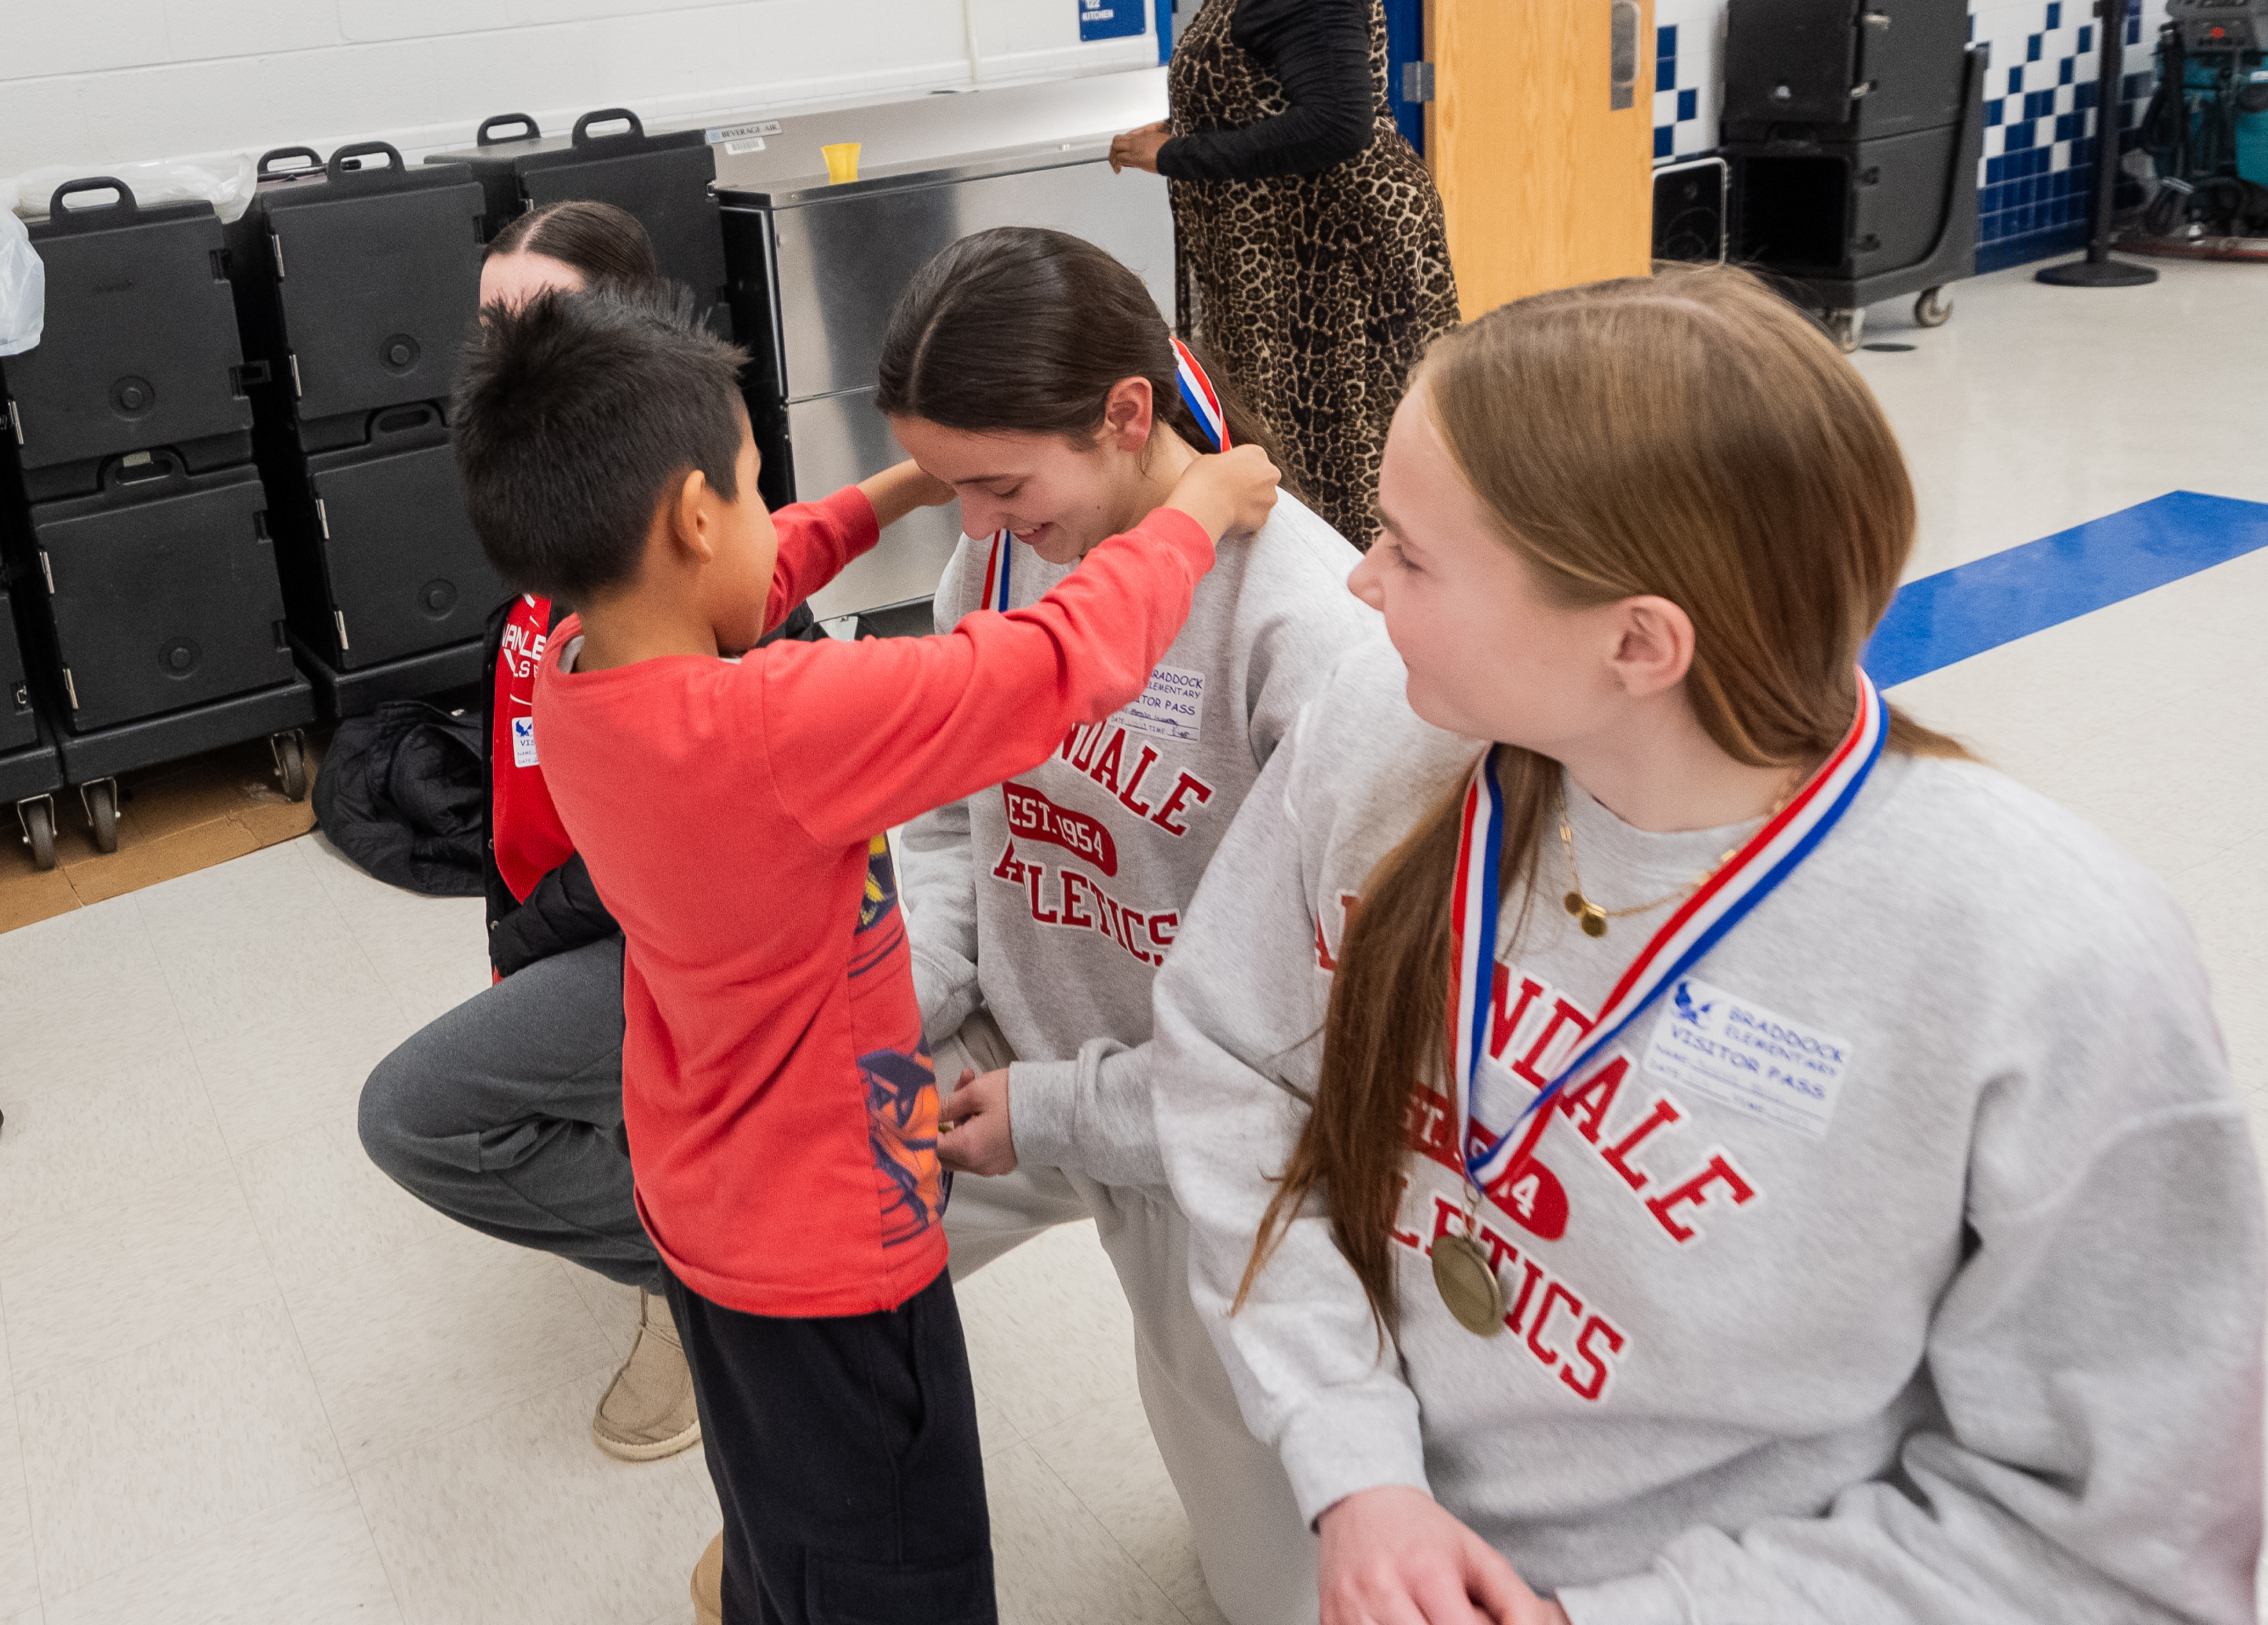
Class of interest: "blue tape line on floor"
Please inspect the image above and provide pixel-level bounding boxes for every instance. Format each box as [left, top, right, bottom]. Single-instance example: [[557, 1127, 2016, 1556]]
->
[[1865, 491, 2268, 688]]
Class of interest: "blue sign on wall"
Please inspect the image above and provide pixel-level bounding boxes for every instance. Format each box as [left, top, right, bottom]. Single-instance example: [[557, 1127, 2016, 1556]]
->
[[1081, 0, 1144, 42], [1383, 0, 1424, 153]]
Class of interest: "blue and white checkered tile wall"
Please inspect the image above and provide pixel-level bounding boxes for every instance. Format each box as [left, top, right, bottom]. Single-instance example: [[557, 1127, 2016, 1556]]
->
[[1652, 1, 2171, 273]]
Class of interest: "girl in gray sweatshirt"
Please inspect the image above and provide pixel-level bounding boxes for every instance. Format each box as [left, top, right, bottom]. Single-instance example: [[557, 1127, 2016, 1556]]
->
[[1151, 266, 2264, 1625], [883, 226, 1380, 1624]]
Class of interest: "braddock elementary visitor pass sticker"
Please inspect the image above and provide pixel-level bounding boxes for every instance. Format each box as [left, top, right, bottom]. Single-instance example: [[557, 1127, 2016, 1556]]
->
[[1118, 665, 1206, 744], [1642, 977, 1853, 1141]]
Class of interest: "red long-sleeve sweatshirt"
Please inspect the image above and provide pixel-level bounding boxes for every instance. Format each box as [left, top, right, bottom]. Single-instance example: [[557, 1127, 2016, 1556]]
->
[[532, 485, 1215, 1317], [490, 496, 858, 904]]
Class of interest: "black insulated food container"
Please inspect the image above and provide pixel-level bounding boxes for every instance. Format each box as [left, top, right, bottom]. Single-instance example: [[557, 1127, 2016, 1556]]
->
[[225, 143, 508, 717], [0, 178, 312, 838], [427, 108, 732, 338]]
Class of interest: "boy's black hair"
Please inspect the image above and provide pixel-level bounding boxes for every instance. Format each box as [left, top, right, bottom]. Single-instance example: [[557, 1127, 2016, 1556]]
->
[[453, 283, 750, 603]]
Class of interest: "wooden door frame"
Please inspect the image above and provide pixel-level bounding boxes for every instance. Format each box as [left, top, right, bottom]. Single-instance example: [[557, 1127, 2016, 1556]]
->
[[1427, 0, 1658, 317]]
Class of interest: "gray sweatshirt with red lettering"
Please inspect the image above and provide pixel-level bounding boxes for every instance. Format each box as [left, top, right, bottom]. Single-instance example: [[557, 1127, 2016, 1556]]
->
[[901, 493, 1377, 1188], [1152, 638, 2265, 1624]]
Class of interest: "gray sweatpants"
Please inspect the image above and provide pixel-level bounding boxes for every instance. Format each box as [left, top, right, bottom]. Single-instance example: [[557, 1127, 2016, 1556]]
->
[[357, 935, 660, 1292], [934, 1019, 1322, 1625]]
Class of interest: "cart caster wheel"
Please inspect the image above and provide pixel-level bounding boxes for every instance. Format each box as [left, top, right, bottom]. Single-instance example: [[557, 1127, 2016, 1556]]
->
[[83, 779, 118, 854], [1913, 286, 1953, 328], [273, 729, 309, 802], [19, 797, 56, 872], [1826, 308, 1865, 352]]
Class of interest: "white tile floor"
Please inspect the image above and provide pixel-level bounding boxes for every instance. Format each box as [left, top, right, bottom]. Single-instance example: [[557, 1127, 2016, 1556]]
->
[[0, 828, 1225, 1625], [1, 256, 2264, 1622]]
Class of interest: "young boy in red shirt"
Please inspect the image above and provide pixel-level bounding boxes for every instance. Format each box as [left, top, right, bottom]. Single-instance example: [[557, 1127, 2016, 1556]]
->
[[450, 284, 1278, 1622]]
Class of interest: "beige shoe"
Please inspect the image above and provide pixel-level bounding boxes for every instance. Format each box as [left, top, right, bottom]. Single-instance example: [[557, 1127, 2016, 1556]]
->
[[591, 1287, 702, 1462], [691, 1531, 724, 1625]]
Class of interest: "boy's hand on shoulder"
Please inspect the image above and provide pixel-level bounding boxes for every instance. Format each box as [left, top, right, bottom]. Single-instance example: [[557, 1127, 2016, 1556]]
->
[[937, 1067, 1017, 1176], [860, 460, 959, 531], [1163, 443, 1281, 544]]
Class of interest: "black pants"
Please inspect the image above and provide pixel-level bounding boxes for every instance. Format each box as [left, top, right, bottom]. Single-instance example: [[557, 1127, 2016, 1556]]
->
[[662, 1265, 998, 1624]]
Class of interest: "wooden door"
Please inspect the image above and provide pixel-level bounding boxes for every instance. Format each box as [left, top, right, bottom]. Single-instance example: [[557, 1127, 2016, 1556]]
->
[[1428, 0, 1657, 319]]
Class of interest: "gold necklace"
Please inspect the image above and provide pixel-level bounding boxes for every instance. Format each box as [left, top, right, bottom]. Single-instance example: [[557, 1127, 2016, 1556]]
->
[[1557, 779, 1793, 940]]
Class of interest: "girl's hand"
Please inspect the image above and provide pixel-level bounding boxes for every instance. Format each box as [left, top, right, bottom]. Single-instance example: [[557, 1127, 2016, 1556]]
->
[[1110, 122, 1171, 174], [1164, 442, 1281, 542], [1317, 1486, 1567, 1625], [937, 1067, 1018, 1176]]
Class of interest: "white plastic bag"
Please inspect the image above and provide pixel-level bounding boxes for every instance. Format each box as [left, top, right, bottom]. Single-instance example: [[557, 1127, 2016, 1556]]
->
[[8, 153, 257, 224], [0, 208, 42, 358]]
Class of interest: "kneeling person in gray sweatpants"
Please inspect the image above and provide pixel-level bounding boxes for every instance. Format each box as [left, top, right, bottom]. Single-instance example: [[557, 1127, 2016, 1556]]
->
[[902, 483, 1378, 1625], [358, 576, 701, 1467], [359, 907, 700, 1460]]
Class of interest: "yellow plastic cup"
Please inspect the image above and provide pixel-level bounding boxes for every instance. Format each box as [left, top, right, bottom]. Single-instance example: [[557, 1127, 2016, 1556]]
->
[[822, 142, 862, 184]]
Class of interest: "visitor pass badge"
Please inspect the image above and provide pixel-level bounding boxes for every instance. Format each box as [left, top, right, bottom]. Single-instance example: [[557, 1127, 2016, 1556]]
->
[[1119, 664, 1206, 744], [1643, 977, 1851, 1140], [511, 715, 539, 768]]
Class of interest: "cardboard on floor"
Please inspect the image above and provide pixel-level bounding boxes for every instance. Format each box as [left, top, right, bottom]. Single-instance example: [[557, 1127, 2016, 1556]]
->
[[0, 731, 328, 933]]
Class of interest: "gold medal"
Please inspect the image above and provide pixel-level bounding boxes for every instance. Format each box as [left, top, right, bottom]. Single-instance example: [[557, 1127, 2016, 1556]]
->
[[1431, 1230, 1508, 1337]]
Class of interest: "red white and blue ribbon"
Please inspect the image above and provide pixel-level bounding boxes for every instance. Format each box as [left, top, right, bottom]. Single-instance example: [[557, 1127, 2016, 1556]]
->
[[978, 528, 1014, 613], [1448, 667, 1887, 1192], [976, 345, 1230, 615], [1172, 338, 1231, 453]]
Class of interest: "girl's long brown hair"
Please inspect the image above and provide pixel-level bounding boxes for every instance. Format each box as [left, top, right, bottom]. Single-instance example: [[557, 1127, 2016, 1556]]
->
[[1237, 265, 1969, 1333]]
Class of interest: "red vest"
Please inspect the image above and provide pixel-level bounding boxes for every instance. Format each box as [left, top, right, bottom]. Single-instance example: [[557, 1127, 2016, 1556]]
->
[[491, 594, 576, 903]]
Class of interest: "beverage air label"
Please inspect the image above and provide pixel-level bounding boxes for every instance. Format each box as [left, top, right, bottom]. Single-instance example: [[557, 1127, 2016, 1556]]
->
[[1118, 665, 1206, 744], [1642, 977, 1851, 1141]]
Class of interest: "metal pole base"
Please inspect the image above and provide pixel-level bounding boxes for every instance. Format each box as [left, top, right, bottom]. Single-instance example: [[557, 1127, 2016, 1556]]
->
[[2034, 257, 2160, 287]]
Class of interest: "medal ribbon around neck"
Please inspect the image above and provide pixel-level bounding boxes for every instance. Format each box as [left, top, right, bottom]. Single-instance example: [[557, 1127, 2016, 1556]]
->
[[976, 343, 1230, 616], [1447, 668, 1887, 1196], [1171, 338, 1231, 454], [978, 528, 1015, 613]]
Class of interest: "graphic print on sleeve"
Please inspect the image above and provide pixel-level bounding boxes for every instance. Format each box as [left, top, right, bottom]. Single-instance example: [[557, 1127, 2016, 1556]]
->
[[849, 833, 947, 1247]]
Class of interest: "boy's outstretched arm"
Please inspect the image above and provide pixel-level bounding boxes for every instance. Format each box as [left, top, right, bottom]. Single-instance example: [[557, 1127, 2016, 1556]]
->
[[762, 465, 956, 636], [768, 445, 1281, 849], [860, 461, 958, 531]]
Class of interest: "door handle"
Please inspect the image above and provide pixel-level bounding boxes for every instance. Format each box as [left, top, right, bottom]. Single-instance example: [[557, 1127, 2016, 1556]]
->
[[1610, 1, 1641, 110]]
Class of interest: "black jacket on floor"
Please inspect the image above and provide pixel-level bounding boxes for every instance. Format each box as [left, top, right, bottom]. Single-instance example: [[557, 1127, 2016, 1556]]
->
[[314, 701, 488, 899]]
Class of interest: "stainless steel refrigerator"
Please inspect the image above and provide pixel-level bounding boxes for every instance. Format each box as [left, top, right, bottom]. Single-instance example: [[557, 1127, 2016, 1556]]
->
[[715, 70, 1172, 622]]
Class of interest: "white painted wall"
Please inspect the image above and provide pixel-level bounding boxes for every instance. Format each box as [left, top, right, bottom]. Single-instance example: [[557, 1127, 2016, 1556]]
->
[[0, 0, 1157, 185]]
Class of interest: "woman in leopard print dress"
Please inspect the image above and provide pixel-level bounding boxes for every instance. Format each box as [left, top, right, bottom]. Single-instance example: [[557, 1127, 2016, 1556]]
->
[[1111, 0, 1459, 548]]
